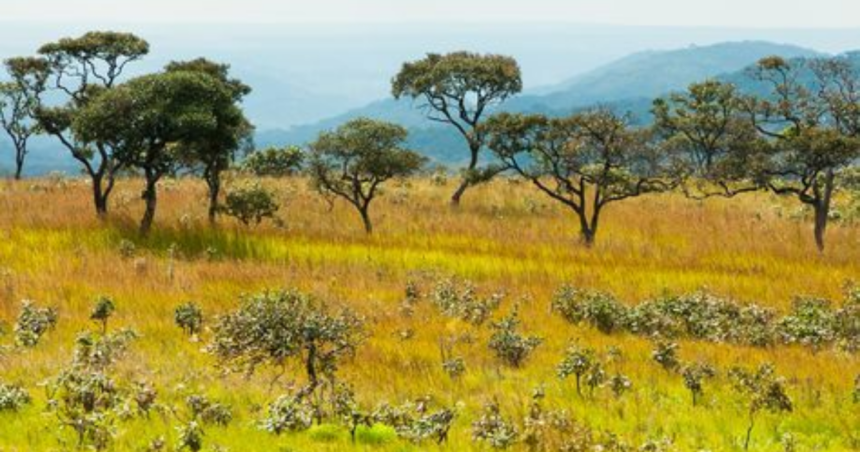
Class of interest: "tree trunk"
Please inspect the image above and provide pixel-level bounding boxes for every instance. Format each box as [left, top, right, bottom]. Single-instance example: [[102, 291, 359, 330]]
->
[[578, 211, 597, 247], [813, 203, 828, 253], [812, 171, 834, 253], [92, 173, 109, 218], [450, 145, 480, 207], [14, 147, 24, 180], [139, 174, 158, 237], [743, 413, 756, 450], [359, 206, 373, 234], [207, 174, 220, 224]]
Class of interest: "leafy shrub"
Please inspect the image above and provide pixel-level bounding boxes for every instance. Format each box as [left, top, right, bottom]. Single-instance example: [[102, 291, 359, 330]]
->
[[73, 330, 138, 371], [557, 345, 598, 397], [374, 398, 457, 445], [834, 290, 860, 352], [186, 394, 233, 426], [777, 297, 836, 350], [175, 302, 204, 337], [209, 289, 364, 394], [14, 300, 57, 347], [488, 307, 542, 368], [681, 362, 717, 405], [241, 146, 304, 177], [90, 296, 116, 333], [729, 363, 793, 450], [134, 381, 158, 417], [176, 421, 204, 452], [608, 373, 632, 398], [222, 182, 280, 226], [0, 382, 31, 411], [472, 400, 519, 449], [651, 340, 680, 372], [261, 393, 315, 434], [431, 277, 503, 326], [552, 286, 627, 333]]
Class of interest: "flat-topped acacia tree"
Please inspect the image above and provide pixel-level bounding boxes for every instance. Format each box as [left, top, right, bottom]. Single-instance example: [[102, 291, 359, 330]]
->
[[35, 31, 149, 217], [307, 118, 426, 234], [485, 109, 674, 246], [392, 52, 522, 206]]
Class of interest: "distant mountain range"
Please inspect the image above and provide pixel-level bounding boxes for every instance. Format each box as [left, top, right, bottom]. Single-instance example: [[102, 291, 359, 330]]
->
[[257, 41, 826, 166]]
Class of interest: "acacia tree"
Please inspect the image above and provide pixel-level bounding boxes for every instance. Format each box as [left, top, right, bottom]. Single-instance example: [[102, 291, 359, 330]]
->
[[308, 118, 426, 234], [746, 56, 860, 252], [165, 58, 254, 223], [485, 109, 673, 245], [36, 31, 150, 216], [0, 57, 49, 179], [73, 71, 235, 235], [392, 52, 522, 206], [652, 80, 767, 198]]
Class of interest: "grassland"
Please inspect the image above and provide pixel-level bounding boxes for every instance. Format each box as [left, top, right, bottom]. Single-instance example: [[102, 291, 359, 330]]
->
[[0, 175, 858, 451]]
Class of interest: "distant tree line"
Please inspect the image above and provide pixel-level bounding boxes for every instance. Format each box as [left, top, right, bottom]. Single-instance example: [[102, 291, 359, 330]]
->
[[1, 32, 859, 251]]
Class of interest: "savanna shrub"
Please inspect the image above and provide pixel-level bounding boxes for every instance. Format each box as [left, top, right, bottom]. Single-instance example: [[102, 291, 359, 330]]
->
[[374, 398, 457, 445], [14, 300, 57, 347], [777, 297, 836, 350], [0, 382, 31, 411], [472, 400, 519, 449], [90, 296, 116, 333], [488, 307, 542, 368], [651, 340, 680, 372], [186, 394, 233, 426], [174, 302, 204, 336], [552, 286, 627, 334], [222, 182, 280, 226], [209, 289, 364, 393], [431, 277, 503, 326], [261, 393, 315, 434], [728, 363, 793, 450], [557, 344, 598, 397], [681, 362, 717, 405]]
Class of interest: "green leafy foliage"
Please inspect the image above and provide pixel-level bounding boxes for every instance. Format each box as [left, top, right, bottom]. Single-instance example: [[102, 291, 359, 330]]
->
[[209, 289, 364, 394], [0, 382, 31, 412], [174, 302, 204, 337], [472, 400, 519, 449], [241, 146, 304, 177], [488, 307, 542, 368], [222, 182, 280, 226], [14, 300, 57, 347], [308, 117, 425, 233], [90, 296, 116, 333], [729, 363, 793, 450]]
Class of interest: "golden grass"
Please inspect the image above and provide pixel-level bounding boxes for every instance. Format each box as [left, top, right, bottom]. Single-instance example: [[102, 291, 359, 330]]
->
[[0, 175, 857, 451]]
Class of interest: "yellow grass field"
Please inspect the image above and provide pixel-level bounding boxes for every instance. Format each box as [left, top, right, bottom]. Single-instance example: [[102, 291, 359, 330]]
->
[[0, 175, 858, 451]]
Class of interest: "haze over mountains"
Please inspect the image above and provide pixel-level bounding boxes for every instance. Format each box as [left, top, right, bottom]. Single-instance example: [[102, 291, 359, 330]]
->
[[1, 22, 860, 174]]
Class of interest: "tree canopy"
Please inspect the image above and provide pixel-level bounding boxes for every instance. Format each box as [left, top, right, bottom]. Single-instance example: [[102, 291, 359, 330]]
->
[[308, 118, 426, 233], [392, 52, 522, 205]]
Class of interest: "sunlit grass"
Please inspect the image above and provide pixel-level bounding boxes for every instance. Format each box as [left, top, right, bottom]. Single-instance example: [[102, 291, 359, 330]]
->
[[0, 175, 857, 450]]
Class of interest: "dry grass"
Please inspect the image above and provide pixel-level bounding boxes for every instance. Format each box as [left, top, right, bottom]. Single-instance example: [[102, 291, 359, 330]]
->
[[0, 175, 857, 451]]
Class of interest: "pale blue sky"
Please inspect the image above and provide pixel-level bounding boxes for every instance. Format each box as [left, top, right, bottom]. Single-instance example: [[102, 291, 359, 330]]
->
[[4, 0, 860, 28]]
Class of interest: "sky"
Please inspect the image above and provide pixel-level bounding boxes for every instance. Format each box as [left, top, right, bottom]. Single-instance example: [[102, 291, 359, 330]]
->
[[4, 0, 860, 28]]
